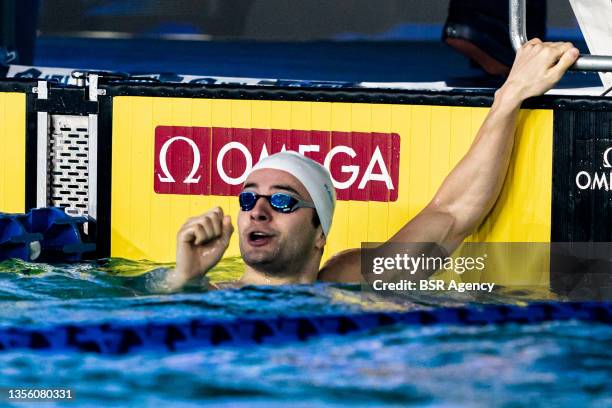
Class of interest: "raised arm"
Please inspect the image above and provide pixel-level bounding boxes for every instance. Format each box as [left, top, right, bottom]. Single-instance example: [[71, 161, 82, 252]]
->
[[319, 40, 579, 282]]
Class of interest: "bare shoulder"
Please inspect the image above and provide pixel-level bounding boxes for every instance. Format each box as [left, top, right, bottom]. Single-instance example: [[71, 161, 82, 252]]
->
[[317, 248, 362, 283]]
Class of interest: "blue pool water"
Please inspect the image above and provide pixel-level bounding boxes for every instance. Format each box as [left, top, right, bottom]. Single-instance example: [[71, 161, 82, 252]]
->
[[0, 257, 610, 407]]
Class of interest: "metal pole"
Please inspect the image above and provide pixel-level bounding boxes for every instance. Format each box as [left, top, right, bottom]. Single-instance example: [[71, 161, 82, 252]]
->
[[509, 0, 612, 72]]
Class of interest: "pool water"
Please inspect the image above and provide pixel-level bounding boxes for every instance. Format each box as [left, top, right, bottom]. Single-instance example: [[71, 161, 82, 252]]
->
[[0, 257, 610, 407]]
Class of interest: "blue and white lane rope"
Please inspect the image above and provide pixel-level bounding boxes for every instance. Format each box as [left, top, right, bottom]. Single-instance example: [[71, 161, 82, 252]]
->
[[0, 207, 94, 262], [0, 301, 609, 354]]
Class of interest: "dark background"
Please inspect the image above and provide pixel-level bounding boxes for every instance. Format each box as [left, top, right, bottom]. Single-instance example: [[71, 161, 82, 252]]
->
[[38, 0, 580, 40], [7, 0, 593, 88]]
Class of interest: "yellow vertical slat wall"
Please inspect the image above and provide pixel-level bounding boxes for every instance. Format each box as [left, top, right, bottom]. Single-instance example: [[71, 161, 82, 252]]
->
[[0, 93, 26, 213], [112, 97, 553, 285], [468, 109, 553, 286]]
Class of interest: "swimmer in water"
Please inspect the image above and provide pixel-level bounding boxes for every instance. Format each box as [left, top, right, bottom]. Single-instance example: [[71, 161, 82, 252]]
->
[[153, 40, 579, 291]]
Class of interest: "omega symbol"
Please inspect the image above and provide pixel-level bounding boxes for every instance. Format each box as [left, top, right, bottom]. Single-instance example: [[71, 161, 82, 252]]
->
[[157, 136, 202, 184], [603, 147, 612, 168]]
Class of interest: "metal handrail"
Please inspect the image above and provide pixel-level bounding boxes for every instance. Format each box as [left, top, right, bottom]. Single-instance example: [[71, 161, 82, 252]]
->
[[510, 0, 612, 72]]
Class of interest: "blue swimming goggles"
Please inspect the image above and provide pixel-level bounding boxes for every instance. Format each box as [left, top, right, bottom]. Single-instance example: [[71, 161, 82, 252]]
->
[[239, 191, 315, 213]]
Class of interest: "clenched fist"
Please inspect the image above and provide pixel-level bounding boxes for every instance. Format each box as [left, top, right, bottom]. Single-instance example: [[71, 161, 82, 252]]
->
[[174, 207, 234, 285]]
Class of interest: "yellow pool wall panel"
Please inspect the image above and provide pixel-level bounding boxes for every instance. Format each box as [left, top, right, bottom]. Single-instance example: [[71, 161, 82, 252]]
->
[[111, 97, 553, 285], [0, 92, 26, 214]]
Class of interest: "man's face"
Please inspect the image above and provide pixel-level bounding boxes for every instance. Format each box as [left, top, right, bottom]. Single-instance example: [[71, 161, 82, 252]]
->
[[237, 168, 324, 274]]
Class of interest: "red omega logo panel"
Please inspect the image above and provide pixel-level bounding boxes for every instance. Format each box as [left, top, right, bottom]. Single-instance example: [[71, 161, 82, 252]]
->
[[154, 126, 401, 202]]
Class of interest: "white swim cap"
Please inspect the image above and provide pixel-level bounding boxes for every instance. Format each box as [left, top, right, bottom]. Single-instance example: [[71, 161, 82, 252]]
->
[[247, 151, 336, 236]]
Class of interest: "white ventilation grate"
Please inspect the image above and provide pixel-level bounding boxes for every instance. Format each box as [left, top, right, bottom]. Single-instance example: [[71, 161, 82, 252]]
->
[[48, 115, 89, 217]]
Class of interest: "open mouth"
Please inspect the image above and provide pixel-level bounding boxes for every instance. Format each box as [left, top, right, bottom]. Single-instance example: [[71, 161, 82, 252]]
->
[[247, 231, 274, 247]]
